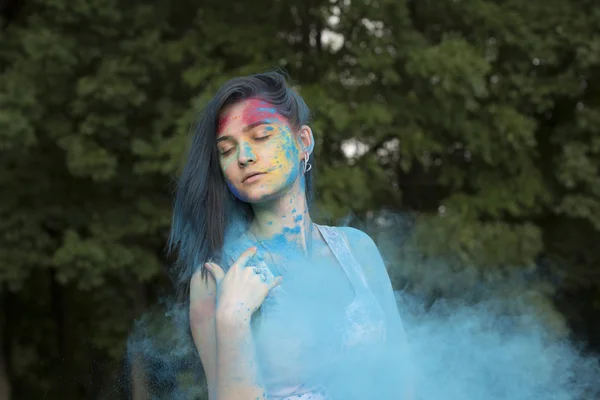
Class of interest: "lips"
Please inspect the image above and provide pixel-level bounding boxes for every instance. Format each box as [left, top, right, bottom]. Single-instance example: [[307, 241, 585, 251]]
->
[[242, 172, 265, 183]]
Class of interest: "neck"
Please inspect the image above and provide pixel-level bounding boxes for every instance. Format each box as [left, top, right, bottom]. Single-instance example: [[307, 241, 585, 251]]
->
[[249, 178, 313, 254]]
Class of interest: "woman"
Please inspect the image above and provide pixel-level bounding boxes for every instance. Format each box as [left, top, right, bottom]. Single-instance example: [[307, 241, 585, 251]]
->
[[168, 71, 411, 400]]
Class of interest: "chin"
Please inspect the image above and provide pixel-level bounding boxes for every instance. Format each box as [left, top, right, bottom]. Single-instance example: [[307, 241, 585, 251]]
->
[[232, 181, 292, 204], [239, 188, 283, 204], [228, 172, 300, 204]]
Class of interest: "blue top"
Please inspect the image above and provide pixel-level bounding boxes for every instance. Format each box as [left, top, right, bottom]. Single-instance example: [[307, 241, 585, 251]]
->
[[221, 224, 410, 399]]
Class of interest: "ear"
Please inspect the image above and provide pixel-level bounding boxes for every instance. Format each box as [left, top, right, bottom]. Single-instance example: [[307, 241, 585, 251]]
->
[[297, 125, 314, 157]]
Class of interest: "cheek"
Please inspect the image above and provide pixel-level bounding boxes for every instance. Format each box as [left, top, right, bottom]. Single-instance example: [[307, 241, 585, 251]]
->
[[227, 181, 244, 200], [263, 134, 301, 187], [276, 127, 301, 167], [219, 155, 237, 177]]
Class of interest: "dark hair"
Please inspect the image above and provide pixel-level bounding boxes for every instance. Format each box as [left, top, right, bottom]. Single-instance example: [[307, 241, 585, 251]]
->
[[167, 70, 315, 299]]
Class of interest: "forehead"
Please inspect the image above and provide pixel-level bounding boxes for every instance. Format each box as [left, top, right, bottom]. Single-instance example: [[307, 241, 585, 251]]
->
[[217, 98, 287, 135]]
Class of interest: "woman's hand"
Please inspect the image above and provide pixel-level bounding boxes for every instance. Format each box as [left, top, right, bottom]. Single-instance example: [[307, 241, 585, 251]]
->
[[205, 247, 282, 324]]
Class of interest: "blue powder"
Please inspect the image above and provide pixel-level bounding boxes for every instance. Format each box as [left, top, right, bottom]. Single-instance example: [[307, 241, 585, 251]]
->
[[126, 212, 600, 400], [257, 107, 277, 114]]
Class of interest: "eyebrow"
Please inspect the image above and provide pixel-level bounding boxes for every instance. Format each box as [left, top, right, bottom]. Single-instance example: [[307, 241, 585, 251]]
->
[[216, 119, 271, 143]]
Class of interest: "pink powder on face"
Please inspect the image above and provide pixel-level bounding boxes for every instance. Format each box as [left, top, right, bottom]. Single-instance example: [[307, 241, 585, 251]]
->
[[241, 98, 289, 127], [217, 98, 291, 136], [217, 115, 230, 133]]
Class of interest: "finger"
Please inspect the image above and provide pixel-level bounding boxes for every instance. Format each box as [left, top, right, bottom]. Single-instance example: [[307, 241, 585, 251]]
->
[[231, 247, 258, 270], [244, 266, 260, 279], [204, 262, 225, 284], [267, 276, 283, 291], [249, 267, 267, 282], [247, 266, 258, 275]]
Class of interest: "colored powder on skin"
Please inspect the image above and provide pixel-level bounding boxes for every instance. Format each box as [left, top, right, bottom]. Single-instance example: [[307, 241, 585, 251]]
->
[[217, 114, 230, 132], [227, 181, 243, 199], [241, 99, 281, 126], [220, 155, 236, 172], [257, 107, 277, 114], [282, 225, 301, 235], [272, 125, 300, 190], [218, 102, 306, 204], [241, 142, 256, 160], [256, 108, 296, 193]]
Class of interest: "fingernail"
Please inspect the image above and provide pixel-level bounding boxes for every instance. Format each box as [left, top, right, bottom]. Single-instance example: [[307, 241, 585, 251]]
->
[[204, 263, 211, 271]]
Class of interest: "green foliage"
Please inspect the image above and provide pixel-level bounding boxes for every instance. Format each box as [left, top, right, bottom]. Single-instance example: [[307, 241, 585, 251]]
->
[[0, 0, 599, 398]]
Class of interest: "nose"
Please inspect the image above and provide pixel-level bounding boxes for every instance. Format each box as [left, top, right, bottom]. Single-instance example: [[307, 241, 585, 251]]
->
[[238, 141, 256, 167]]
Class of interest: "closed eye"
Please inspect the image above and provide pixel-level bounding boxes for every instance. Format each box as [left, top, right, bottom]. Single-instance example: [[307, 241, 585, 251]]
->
[[255, 135, 270, 141]]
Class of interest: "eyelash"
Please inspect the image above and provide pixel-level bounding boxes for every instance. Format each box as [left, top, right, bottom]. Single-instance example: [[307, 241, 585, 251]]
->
[[219, 136, 270, 156]]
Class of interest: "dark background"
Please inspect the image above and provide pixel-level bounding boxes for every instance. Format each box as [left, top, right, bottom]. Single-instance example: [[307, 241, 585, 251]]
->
[[1, 0, 599, 398]]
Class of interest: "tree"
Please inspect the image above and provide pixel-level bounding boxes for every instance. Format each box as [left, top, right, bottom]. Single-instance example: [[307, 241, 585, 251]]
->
[[319, 0, 600, 347], [0, 0, 598, 398], [0, 0, 335, 397]]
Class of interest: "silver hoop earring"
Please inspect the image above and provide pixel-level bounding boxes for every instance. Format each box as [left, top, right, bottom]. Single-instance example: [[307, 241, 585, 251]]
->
[[303, 153, 312, 174]]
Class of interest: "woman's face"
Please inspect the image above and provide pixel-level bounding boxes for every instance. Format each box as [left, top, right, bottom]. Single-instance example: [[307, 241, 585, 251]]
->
[[216, 98, 311, 204]]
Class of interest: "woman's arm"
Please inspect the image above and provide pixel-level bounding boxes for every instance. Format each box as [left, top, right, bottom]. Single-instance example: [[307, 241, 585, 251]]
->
[[189, 271, 218, 399], [190, 263, 268, 400], [215, 311, 266, 400], [340, 227, 415, 399]]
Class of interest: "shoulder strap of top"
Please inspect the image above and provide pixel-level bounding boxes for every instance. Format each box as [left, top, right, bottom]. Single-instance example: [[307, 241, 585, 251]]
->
[[314, 224, 368, 290]]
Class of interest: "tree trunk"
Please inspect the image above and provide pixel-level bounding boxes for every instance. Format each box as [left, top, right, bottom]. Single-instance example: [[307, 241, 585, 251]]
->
[[131, 282, 149, 400], [50, 275, 78, 400], [0, 292, 11, 400]]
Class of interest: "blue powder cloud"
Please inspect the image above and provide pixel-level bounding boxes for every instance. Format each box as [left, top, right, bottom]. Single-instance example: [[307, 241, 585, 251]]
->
[[124, 211, 600, 400]]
